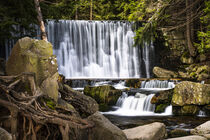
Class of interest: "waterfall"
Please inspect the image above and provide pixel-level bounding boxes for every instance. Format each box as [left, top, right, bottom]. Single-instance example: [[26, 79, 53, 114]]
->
[[104, 92, 172, 116], [141, 80, 175, 89], [4, 20, 155, 79], [198, 110, 206, 117]]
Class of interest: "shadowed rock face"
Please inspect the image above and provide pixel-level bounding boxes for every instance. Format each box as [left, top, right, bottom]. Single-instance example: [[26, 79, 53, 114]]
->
[[123, 122, 166, 140], [6, 37, 59, 101]]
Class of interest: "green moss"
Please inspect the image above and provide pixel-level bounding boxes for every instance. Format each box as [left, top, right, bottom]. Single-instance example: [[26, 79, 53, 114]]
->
[[155, 103, 169, 113]]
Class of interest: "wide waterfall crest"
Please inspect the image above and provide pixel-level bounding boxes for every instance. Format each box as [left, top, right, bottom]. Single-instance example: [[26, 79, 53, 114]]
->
[[4, 20, 155, 78], [47, 20, 155, 78]]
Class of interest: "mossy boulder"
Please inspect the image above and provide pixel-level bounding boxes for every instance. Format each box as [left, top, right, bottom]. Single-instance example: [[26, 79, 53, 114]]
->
[[84, 85, 122, 107], [153, 66, 178, 78], [6, 37, 59, 101], [172, 81, 210, 106], [155, 103, 170, 113]]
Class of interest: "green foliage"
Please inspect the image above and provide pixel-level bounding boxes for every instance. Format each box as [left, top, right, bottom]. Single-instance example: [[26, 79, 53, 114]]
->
[[0, 0, 37, 41], [194, 1, 210, 54]]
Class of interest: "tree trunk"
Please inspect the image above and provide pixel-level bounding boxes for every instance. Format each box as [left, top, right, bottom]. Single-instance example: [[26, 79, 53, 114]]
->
[[186, 0, 196, 56], [75, 0, 78, 20], [90, 0, 93, 20], [34, 0, 48, 41]]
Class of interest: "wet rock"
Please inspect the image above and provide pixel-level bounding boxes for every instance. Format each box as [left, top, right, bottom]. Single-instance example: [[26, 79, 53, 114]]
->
[[191, 121, 210, 135], [125, 79, 142, 88], [6, 37, 59, 101], [151, 89, 173, 113], [123, 122, 166, 140], [0, 58, 6, 76], [151, 89, 173, 104], [153, 67, 178, 78], [0, 127, 12, 140], [87, 112, 127, 140], [172, 81, 210, 106], [166, 135, 207, 140], [155, 103, 170, 113], [168, 129, 190, 138], [84, 85, 122, 111], [61, 84, 98, 117]]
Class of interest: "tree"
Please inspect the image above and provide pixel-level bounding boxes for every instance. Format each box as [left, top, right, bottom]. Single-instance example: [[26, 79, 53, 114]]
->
[[34, 0, 48, 41]]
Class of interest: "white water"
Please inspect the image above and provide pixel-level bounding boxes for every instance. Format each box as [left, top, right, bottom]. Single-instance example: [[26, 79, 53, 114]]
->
[[197, 110, 206, 117], [141, 80, 175, 89], [104, 92, 172, 116], [4, 20, 155, 79]]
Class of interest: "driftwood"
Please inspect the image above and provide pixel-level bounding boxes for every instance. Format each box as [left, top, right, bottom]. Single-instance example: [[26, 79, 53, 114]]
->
[[0, 73, 94, 140]]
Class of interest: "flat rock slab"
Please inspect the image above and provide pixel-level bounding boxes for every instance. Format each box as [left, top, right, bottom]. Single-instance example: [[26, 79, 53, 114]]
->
[[191, 121, 210, 135], [166, 135, 207, 140], [123, 122, 166, 140]]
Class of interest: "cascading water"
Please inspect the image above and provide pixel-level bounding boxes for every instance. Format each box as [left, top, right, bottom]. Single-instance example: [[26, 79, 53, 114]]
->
[[104, 92, 172, 116], [4, 20, 155, 79], [141, 80, 175, 89]]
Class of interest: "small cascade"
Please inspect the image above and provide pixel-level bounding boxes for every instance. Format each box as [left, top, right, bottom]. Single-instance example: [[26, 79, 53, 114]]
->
[[143, 94, 155, 112], [198, 110, 206, 117], [104, 92, 173, 116], [141, 80, 175, 89], [116, 92, 128, 107]]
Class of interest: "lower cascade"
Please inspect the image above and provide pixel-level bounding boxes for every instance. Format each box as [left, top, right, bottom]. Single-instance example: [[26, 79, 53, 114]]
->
[[105, 92, 172, 116]]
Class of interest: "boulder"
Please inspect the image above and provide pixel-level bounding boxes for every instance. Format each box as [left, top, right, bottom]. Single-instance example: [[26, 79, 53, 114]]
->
[[87, 112, 127, 140], [153, 67, 178, 78], [166, 135, 207, 140], [0, 127, 12, 140], [123, 122, 166, 140], [172, 81, 210, 106], [84, 85, 122, 111], [191, 121, 210, 135], [60, 84, 98, 117], [0, 58, 6, 76], [6, 37, 59, 101]]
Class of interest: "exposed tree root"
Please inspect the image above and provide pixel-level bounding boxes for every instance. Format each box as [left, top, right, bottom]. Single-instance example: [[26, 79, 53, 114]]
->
[[0, 73, 94, 140]]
